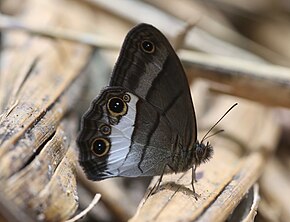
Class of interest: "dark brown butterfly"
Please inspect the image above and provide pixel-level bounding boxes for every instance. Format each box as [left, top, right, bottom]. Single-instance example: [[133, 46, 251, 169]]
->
[[77, 23, 214, 197]]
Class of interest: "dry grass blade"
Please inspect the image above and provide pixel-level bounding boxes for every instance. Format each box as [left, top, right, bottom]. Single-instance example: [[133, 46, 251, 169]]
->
[[181, 50, 290, 108], [143, 0, 290, 67], [0, 14, 119, 50], [86, 0, 263, 61], [65, 193, 101, 222]]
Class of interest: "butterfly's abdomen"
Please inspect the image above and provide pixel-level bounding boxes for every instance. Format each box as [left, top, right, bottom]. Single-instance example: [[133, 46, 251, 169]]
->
[[169, 134, 196, 172]]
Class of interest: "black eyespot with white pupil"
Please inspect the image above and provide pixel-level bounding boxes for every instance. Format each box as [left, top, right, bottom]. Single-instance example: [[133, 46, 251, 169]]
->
[[108, 96, 127, 116], [91, 138, 110, 157], [141, 40, 155, 53], [109, 97, 124, 113]]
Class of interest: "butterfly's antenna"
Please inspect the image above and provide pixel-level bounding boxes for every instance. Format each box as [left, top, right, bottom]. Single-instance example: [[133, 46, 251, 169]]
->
[[203, 129, 224, 141], [200, 103, 238, 144]]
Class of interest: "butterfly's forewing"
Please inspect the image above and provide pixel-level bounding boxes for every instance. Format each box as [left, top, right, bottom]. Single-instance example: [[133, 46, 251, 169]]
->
[[78, 24, 197, 180], [110, 24, 197, 150]]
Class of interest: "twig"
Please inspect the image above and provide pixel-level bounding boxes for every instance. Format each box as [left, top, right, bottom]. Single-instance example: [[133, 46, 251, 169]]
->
[[0, 14, 119, 50], [65, 193, 101, 222]]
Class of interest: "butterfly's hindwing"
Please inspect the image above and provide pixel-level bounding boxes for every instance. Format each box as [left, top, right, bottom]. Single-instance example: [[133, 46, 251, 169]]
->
[[78, 87, 174, 179]]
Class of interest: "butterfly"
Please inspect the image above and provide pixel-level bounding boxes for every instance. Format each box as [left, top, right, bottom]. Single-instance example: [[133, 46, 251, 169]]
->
[[77, 23, 215, 197]]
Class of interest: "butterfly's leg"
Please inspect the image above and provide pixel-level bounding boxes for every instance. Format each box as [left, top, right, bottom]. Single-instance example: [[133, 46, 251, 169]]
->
[[154, 165, 167, 192], [192, 164, 197, 182], [156, 171, 164, 189], [191, 165, 200, 200], [145, 164, 167, 198]]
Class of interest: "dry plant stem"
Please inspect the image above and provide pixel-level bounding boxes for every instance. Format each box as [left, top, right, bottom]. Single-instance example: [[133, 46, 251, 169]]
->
[[0, 192, 34, 222], [78, 169, 134, 222], [249, 19, 290, 63], [260, 158, 290, 221], [0, 118, 79, 221], [0, 0, 92, 176], [86, 0, 263, 61], [196, 153, 264, 222], [242, 184, 260, 222], [143, 0, 290, 67], [181, 50, 290, 108], [0, 14, 120, 50], [0, 0, 26, 15], [65, 193, 101, 222], [0, 0, 94, 220]]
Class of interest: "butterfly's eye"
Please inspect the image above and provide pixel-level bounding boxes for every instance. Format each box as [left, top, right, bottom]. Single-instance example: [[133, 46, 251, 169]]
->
[[107, 97, 127, 116], [91, 138, 110, 157], [100, 124, 111, 135], [141, 40, 155, 53]]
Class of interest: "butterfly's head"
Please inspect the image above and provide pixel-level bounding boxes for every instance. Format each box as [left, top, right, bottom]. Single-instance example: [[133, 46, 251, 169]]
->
[[193, 103, 238, 166], [194, 141, 213, 166]]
